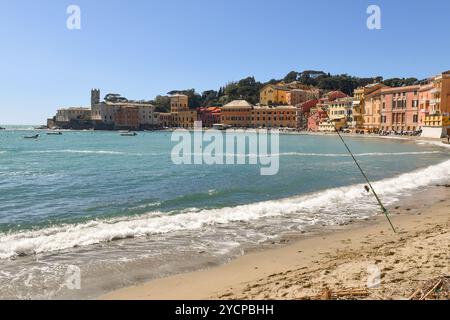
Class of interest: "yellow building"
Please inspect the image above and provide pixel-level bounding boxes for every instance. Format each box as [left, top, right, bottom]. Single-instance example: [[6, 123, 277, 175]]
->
[[421, 114, 450, 138], [172, 110, 197, 129], [318, 118, 346, 132], [429, 70, 450, 115], [328, 97, 353, 128], [259, 84, 291, 106], [352, 87, 365, 130], [251, 106, 297, 128], [352, 83, 386, 131], [170, 94, 189, 113]]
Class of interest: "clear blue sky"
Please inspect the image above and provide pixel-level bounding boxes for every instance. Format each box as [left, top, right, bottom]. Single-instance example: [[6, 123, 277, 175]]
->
[[0, 0, 449, 124]]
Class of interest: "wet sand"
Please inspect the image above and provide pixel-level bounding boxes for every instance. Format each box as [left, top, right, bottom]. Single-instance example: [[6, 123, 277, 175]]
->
[[101, 186, 450, 300]]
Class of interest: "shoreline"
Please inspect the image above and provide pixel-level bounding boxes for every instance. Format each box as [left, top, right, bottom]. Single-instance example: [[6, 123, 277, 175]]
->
[[101, 186, 450, 300]]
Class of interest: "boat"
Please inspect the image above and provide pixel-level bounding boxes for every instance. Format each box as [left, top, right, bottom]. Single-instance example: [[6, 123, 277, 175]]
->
[[47, 131, 63, 135], [0, 127, 5, 130], [24, 134, 40, 139], [120, 132, 138, 136]]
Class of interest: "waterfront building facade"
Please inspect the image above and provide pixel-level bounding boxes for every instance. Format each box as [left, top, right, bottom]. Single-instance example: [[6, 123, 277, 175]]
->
[[250, 106, 297, 128], [307, 107, 328, 131], [380, 85, 420, 132], [114, 106, 140, 130], [172, 110, 197, 129], [159, 113, 173, 128], [422, 71, 450, 138], [297, 99, 319, 129], [363, 88, 384, 133], [220, 100, 253, 127], [197, 107, 221, 128], [328, 97, 354, 129]]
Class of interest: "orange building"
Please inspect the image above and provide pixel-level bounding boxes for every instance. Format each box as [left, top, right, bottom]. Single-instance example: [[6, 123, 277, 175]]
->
[[220, 100, 253, 127], [363, 88, 384, 133], [251, 106, 297, 128]]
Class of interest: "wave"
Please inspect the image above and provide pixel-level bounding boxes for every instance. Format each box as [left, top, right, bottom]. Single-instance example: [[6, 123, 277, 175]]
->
[[22, 150, 144, 156], [0, 158, 449, 259], [279, 151, 443, 157], [180, 151, 443, 158]]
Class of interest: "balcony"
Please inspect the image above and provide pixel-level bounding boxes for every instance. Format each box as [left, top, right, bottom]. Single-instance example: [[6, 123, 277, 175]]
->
[[431, 87, 441, 94], [430, 98, 441, 106]]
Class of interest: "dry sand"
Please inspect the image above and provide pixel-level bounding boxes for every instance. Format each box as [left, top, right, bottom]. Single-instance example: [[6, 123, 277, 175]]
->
[[102, 187, 450, 300]]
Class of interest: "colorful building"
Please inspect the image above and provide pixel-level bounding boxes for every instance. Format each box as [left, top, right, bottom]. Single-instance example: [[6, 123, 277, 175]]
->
[[297, 99, 319, 129], [250, 106, 297, 128], [380, 85, 420, 132], [220, 100, 253, 127], [418, 82, 433, 128], [353, 83, 386, 131], [170, 94, 189, 113], [318, 118, 346, 132], [363, 88, 384, 133], [307, 107, 328, 132], [286, 89, 317, 106], [328, 97, 354, 128], [421, 71, 450, 138], [259, 84, 291, 106], [197, 107, 221, 127], [172, 110, 197, 129]]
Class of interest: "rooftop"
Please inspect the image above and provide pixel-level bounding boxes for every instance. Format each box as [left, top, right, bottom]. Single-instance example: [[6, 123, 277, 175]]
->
[[222, 100, 253, 109]]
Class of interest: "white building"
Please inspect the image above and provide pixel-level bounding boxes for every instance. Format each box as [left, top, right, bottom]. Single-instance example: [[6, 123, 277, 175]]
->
[[56, 107, 91, 122]]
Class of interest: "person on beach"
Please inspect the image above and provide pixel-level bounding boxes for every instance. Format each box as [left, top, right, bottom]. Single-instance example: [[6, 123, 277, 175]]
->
[[447, 134, 450, 144]]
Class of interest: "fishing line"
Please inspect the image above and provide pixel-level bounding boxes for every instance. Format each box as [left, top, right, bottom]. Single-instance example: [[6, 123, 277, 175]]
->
[[322, 110, 397, 233]]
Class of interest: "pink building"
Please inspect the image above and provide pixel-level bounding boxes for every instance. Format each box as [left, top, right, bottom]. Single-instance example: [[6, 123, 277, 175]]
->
[[297, 99, 318, 129], [307, 107, 327, 131], [380, 85, 420, 132], [197, 107, 221, 127]]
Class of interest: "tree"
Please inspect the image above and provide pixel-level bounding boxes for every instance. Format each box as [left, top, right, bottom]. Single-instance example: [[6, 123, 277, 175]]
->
[[383, 77, 418, 87], [283, 71, 298, 83], [150, 95, 170, 112]]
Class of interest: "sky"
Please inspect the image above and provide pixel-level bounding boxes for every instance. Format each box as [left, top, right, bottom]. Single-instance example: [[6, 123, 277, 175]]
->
[[0, 0, 449, 124]]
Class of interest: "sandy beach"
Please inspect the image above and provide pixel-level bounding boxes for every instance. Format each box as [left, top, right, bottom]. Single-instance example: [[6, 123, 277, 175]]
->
[[101, 185, 450, 300]]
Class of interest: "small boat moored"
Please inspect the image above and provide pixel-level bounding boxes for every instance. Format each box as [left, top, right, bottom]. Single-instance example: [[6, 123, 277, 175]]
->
[[0, 127, 5, 130], [120, 132, 138, 136], [47, 131, 63, 135], [24, 134, 40, 139]]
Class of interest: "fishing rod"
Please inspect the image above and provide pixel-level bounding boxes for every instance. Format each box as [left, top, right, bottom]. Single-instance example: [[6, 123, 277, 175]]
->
[[322, 110, 397, 233]]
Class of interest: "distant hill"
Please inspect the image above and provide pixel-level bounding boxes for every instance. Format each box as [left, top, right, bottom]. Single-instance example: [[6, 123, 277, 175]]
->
[[149, 70, 418, 112]]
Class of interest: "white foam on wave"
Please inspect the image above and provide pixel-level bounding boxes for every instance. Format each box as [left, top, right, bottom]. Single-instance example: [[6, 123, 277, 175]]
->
[[185, 151, 443, 158], [0, 158, 449, 260], [279, 151, 442, 157], [23, 150, 143, 156]]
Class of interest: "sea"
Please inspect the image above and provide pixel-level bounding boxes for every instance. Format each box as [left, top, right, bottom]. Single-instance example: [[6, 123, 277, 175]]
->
[[0, 126, 449, 299]]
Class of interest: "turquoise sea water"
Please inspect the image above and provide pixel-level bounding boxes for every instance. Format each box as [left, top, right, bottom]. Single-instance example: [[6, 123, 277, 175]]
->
[[0, 129, 449, 299]]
